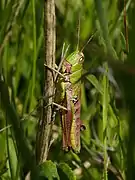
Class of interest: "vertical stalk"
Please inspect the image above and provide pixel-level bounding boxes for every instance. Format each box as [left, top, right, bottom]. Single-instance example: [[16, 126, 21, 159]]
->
[[102, 63, 108, 180], [30, 0, 37, 111], [36, 0, 56, 164]]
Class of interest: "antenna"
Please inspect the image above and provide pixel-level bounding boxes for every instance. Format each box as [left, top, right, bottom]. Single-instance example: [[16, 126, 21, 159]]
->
[[77, 13, 81, 51], [81, 30, 97, 52]]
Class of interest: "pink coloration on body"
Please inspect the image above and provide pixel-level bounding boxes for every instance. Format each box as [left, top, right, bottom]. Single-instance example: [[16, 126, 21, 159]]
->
[[60, 59, 85, 152], [61, 61, 73, 151], [72, 98, 82, 148], [63, 61, 72, 74]]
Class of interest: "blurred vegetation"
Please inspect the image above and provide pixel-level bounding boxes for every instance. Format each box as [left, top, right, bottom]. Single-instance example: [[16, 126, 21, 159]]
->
[[0, 0, 135, 179]]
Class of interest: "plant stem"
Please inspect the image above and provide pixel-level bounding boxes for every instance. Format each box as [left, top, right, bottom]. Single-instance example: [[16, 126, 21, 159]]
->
[[36, 0, 56, 164]]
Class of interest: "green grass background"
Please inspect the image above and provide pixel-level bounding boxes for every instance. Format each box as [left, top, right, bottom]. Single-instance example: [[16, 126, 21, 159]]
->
[[0, 0, 135, 179]]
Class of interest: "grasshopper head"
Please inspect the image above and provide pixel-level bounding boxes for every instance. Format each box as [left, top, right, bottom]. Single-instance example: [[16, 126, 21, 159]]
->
[[66, 51, 84, 66], [65, 51, 84, 83]]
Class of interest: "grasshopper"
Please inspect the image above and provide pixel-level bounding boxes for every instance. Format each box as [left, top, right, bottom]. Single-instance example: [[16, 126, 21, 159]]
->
[[55, 50, 86, 153], [56, 32, 95, 153], [44, 34, 94, 153]]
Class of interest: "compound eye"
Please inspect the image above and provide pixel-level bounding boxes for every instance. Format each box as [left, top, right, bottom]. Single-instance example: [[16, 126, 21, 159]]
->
[[79, 52, 84, 63], [79, 57, 83, 62]]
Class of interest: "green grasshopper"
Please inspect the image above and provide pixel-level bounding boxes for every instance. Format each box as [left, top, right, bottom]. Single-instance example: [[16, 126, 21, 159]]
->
[[56, 49, 86, 153], [56, 32, 95, 153], [45, 35, 94, 153]]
